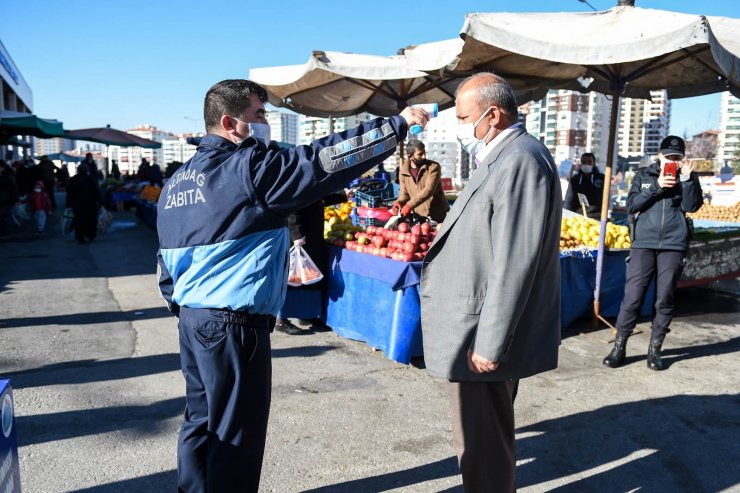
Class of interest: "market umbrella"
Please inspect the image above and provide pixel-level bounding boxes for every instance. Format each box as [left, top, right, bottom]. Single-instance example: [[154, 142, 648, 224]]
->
[[45, 152, 84, 162], [0, 110, 65, 140], [249, 50, 459, 118], [64, 125, 161, 148], [452, 3, 740, 326]]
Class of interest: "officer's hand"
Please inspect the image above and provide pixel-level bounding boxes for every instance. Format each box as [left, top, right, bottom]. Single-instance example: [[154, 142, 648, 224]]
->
[[400, 106, 429, 132]]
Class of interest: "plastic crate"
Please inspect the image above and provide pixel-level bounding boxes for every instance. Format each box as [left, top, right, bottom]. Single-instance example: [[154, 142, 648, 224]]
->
[[354, 183, 397, 208]]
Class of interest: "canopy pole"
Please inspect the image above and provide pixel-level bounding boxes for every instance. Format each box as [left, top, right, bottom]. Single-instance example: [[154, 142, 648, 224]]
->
[[593, 92, 621, 331]]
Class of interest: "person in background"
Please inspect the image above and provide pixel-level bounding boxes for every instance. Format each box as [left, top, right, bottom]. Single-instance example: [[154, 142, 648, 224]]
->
[[391, 139, 449, 223], [36, 155, 59, 210], [66, 163, 101, 244], [148, 163, 164, 187], [56, 164, 70, 191], [603, 136, 703, 371], [137, 157, 151, 182], [156, 79, 427, 492], [82, 153, 98, 181], [29, 180, 52, 236], [563, 152, 604, 219], [274, 187, 350, 335], [0, 160, 20, 235], [110, 160, 122, 181], [420, 73, 561, 493]]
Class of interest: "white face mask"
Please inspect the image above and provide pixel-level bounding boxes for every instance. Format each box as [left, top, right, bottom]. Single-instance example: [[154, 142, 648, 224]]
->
[[456, 106, 495, 158], [580, 165, 593, 174], [232, 118, 271, 147], [34, 187, 42, 193]]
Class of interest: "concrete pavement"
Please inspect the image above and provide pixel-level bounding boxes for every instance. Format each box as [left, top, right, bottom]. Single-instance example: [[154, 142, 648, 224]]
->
[[1, 204, 738, 492]]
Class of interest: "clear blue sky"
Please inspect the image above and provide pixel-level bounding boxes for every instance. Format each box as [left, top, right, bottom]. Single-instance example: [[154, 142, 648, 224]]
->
[[2, 0, 738, 136]]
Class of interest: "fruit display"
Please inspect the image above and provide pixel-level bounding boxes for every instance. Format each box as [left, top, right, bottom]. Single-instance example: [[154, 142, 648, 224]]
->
[[687, 202, 740, 223], [324, 202, 363, 241], [560, 216, 631, 251]]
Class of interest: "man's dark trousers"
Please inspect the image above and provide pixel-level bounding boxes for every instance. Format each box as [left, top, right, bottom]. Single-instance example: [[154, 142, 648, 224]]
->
[[615, 248, 684, 339], [177, 307, 272, 493]]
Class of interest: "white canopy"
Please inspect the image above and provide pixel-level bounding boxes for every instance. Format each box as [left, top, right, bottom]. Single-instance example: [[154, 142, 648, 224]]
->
[[249, 50, 458, 117], [456, 6, 740, 99]]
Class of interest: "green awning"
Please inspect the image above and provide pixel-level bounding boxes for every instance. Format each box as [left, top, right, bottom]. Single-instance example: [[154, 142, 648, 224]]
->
[[0, 110, 65, 139]]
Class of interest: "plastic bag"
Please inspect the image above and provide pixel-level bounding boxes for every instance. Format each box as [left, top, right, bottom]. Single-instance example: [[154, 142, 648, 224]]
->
[[287, 244, 324, 286], [97, 208, 114, 236], [62, 208, 74, 235]]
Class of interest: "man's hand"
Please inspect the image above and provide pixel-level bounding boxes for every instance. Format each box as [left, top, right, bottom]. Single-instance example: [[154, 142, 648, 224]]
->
[[400, 106, 430, 133], [401, 204, 412, 216], [657, 174, 677, 189], [467, 349, 499, 373], [390, 201, 402, 215]]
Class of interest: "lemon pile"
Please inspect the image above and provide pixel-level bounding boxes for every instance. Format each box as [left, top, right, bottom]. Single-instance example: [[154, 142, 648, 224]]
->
[[560, 216, 631, 250], [324, 202, 363, 240]]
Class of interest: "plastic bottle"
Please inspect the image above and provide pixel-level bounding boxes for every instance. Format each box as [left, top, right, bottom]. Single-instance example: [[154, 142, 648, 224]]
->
[[408, 103, 439, 136]]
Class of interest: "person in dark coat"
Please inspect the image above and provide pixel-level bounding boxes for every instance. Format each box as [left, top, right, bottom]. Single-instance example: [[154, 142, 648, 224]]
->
[[563, 152, 605, 219], [36, 156, 59, 210], [148, 163, 164, 187], [603, 136, 703, 371], [66, 163, 101, 243], [56, 164, 70, 191], [0, 160, 20, 235]]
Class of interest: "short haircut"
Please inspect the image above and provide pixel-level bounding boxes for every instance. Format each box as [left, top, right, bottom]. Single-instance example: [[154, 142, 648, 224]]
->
[[455, 72, 518, 116], [581, 152, 596, 163], [204, 79, 268, 133], [406, 139, 425, 155]]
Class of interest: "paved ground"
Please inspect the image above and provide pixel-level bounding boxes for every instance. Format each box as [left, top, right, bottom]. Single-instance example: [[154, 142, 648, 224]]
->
[[1, 200, 739, 493]]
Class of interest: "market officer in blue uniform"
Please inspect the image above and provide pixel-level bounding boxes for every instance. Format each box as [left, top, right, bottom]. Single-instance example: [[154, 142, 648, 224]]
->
[[156, 79, 428, 493]]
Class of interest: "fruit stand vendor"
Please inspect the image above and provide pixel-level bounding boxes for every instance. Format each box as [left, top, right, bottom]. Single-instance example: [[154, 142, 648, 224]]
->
[[391, 139, 449, 223]]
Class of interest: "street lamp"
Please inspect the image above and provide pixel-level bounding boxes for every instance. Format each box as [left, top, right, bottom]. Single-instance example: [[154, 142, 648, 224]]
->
[[577, 0, 598, 11]]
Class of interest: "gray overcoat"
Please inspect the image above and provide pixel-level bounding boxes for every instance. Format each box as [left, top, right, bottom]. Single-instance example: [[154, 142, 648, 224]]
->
[[420, 127, 562, 381]]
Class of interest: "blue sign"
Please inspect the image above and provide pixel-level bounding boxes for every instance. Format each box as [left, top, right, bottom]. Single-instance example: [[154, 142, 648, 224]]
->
[[0, 380, 21, 493]]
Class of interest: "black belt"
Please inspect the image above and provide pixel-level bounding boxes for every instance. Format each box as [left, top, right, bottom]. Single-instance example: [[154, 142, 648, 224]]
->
[[180, 307, 275, 331]]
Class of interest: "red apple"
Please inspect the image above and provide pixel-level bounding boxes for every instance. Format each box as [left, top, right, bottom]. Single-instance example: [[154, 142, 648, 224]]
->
[[403, 242, 416, 253], [398, 222, 410, 233], [411, 224, 421, 235], [373, 236, 386, 248], [401, 252, 414, 262], [420, 222, 432, 235]]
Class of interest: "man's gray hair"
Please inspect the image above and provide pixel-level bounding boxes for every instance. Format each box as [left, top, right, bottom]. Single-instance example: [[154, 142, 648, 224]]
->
[[455, 72, 518, 116]]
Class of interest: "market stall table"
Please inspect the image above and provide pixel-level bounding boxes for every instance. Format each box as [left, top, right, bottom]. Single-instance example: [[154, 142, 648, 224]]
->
[[323, 246, 654, 364]]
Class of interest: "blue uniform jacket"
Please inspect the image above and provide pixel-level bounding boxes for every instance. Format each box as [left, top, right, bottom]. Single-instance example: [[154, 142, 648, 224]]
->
[[157, 116, 407, 315]]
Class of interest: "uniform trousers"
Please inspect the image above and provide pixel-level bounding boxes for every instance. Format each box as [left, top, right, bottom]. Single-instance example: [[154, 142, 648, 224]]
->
[[177, 307, 272, 493], [615, 248, 685, 339], [447, 379, 519, 493]]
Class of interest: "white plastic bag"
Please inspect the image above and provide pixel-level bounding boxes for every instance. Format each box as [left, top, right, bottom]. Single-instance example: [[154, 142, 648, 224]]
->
[[287, 243, 324, 286]]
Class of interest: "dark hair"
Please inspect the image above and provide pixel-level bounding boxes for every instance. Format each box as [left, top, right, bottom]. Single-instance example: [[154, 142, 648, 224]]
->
[[581, 152, 596, 163], [204, 79, 268, 133], [456, 72, 518, 117], [406, 139, 425, 155]]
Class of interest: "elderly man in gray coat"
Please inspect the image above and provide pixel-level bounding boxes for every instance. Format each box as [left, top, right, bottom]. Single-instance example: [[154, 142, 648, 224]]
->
[[420, 73, 562, 492]]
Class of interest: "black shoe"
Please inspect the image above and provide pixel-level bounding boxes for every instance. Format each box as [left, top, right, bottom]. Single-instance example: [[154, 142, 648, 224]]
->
[[647, 335, 666, 371], [603, 334, 628, 368], [275, 320, 302, 335]]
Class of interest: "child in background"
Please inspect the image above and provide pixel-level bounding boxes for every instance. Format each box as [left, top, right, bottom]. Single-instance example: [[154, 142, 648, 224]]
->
[[29, 180, 52, 236]]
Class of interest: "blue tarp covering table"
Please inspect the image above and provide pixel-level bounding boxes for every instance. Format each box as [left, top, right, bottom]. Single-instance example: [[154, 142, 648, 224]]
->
[[324, 246, 653, 364]]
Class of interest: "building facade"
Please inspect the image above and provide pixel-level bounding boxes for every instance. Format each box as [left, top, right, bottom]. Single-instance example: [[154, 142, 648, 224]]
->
[[33, 136, 74, 156], [267, 110, 299, 146], [1, 38, 34, 159], [162, 133, 203, 166], [718, 92, 740, 164], [618, 90, 670, 159], [109, 125, 173, 175]]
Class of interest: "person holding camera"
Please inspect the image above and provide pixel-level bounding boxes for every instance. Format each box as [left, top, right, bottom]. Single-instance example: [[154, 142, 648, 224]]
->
[[603, 136, 703, 371]]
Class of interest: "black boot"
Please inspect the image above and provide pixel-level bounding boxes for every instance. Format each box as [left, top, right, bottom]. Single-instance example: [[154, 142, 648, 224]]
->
[[647, 335, 666, 371], [275, 319, 302, 335], [603, 334, 628, 368]]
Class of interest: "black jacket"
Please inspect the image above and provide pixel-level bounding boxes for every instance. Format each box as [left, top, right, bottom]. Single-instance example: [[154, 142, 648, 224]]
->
[[629, 162, 702, 251], [563, 170, 605, 219]]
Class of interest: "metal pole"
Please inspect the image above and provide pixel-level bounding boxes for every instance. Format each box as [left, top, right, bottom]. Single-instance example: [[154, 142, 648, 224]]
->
[[593, 92, 621, 330]]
